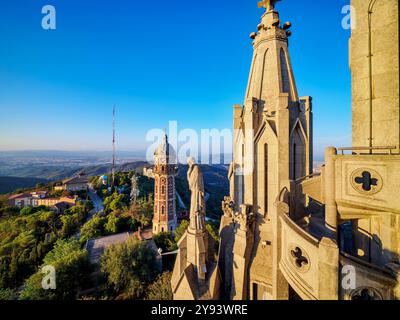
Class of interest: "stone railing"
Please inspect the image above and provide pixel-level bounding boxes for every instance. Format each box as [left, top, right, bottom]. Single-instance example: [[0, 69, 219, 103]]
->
[[277, 201, 339, 300], [340, 252, 397, 300]]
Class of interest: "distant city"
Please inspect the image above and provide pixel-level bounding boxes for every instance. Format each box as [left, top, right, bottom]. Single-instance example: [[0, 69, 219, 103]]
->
[[0, 150, 146, 176]]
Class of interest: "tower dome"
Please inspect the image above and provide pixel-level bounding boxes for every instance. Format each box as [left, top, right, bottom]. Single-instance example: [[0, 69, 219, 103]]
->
[[154, 134, 176, 165]]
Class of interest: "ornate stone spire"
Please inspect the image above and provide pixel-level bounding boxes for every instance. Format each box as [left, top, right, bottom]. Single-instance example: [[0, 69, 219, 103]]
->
[[245, 0, 298, 109]]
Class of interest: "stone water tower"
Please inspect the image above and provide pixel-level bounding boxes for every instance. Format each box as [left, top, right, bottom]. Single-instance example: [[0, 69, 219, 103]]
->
[[152, 134, 178, 234]]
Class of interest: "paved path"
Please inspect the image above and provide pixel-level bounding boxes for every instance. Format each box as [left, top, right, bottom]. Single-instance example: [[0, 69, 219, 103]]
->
[[75, 184, 104, 240], [86, 184, 104, 222]]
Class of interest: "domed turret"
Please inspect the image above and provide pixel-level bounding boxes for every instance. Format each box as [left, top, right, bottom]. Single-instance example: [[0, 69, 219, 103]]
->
[[154, 134, 176, 165]]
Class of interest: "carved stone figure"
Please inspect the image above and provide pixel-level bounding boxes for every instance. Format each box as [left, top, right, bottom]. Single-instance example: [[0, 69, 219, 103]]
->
[[187, 157, 206, 231], [222, 196, 235, 218]]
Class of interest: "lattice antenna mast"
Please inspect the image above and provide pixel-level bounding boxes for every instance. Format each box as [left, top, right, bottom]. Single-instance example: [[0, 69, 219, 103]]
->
[[112, 105, 116, 191]]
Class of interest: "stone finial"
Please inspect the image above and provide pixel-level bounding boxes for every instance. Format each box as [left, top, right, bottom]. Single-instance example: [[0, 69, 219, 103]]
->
[[257, 0, 281, 12]]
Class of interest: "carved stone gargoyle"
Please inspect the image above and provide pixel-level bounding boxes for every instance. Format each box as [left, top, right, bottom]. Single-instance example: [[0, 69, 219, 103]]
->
[[222, 196, 235, 218], [235, 204, 255, 232]]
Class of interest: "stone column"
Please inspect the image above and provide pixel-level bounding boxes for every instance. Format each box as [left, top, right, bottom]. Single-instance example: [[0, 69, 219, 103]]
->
[[325, 147, 337, 237]]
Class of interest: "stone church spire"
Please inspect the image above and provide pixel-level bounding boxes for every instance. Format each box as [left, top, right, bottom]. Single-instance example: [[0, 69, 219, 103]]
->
[[219, 1, 314, 300], [245, 0, 298, 108]]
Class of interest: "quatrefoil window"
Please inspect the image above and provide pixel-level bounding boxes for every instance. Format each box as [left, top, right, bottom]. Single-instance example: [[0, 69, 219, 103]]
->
[[351, 287, 382, 301], [289, 245, 310, 272], [350, 168, 383, 195]]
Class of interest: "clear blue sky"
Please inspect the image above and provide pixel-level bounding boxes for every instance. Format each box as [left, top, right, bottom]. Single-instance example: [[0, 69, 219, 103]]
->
[[0, 0, 351, 160]]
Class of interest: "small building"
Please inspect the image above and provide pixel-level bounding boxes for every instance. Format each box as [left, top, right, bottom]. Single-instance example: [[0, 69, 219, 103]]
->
[[85, 229, 162, 272], [51, 201, 75, 214], [85, 232, 133, 265], [35, 196, 78, 207], [30, 191, 48, 199], [55, 173, 89, 192], [8, 193, 33, 208], [8, 191, 78, 210]]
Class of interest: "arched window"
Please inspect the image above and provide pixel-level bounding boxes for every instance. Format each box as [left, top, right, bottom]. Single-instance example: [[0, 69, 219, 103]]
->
[[161, 185, 165, 195], [161, 206, 165, 215]]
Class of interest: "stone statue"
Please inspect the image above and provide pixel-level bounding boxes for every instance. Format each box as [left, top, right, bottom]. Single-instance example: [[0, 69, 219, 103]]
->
[[258, 0, 281, 11], [187, 157, 206, 231]]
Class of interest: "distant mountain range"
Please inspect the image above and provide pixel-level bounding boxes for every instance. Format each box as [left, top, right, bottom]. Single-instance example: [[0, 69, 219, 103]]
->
[[0, 161, 149, 181], [0, 176, 50, 194], [0, 160, 230, 209], [0, 161, 149, 194]]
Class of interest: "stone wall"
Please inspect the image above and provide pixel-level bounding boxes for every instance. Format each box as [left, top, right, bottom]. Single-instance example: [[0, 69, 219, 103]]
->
[[350, 0, 399, 149]]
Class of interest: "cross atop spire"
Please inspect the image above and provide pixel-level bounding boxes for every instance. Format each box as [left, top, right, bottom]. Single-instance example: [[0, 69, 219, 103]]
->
[[258, 0, 281, 12]]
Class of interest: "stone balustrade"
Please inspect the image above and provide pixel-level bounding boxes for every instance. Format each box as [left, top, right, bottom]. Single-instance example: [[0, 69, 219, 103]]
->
[[277, 201, 339, 300]]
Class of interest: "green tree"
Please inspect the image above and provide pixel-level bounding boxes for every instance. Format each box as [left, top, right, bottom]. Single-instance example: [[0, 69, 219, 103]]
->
[[174, 220, 189, 242], [104, 193, 129, 214], [0, 256, 12, 289], [128, 195, 153, 228], [65, 205, 87, 224], [0, 288, 18, 300], [206, 221, 220, 252], [153, 232, 177, 253], [0, 206, 19, 218], [100, 237, 158, 299], [20, 239, 92, 300], [59, 215, 79, 238], [85, 200, 94, 212], [104, 214, 125, 234], [0, 209, 60, 288], [206, 222, 219, 244], [146, 272, 173, 300], [20, 206, 34, 216], [79, 214, 106, 244]]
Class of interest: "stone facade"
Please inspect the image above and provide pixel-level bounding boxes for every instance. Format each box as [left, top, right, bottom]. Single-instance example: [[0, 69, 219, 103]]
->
[[351, 0, 399, 150]]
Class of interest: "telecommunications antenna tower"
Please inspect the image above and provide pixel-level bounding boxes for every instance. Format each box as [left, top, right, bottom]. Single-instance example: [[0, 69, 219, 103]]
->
[[112, 105, 116, 191]]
